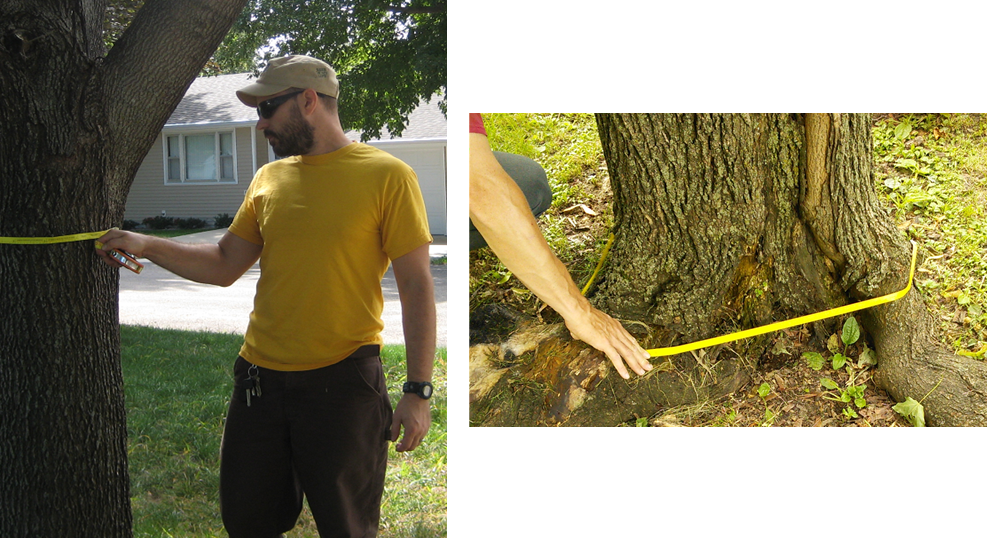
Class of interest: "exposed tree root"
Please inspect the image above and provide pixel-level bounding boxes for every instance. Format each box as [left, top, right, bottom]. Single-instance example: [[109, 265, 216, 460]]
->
[[866, 293, 987, 425], [469, 313, 753, 427]]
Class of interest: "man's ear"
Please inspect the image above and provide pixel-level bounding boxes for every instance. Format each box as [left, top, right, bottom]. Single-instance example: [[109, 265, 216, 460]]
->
[[300, 88, 321, 116]]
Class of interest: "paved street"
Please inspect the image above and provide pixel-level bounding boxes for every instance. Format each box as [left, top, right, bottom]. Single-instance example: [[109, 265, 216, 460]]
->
[[117, 230, 447, 347]]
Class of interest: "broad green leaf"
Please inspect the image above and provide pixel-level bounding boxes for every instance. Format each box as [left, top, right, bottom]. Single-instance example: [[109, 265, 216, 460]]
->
[[761, 408, 776, 426], [859, 347, 877, 367], [832, 353, 847, 370], [820, 378, 839, 390], [757, 382, 771, 399], [896, 158, 919, 172], [894, 121, 913, 140], [855, 397, 867, 409], [840, 391, 852, 403], [827, 334, 841, 353], [892, 397, 926, 427], [842, 317, 860, 346], [843, 407, 859, 419], [803, 352, 825, 371]]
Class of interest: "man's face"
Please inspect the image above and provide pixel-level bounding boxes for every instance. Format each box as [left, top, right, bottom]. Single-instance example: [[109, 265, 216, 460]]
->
[[263, 96, 315, 157]]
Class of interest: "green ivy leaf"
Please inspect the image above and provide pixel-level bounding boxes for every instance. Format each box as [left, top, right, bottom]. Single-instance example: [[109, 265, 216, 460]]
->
[[820, 378, 839, 390], [832, 353, 847, 370], [842, 317, 860, 346], [757, 382, 771, 399], [892, 397, 926, 427]]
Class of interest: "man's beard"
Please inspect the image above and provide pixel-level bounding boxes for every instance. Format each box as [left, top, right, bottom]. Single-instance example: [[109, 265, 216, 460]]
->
[[265, 104, 315, 157]]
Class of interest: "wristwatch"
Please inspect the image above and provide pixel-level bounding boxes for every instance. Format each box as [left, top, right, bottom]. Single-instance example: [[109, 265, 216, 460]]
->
[[402, 381, 434, 400]]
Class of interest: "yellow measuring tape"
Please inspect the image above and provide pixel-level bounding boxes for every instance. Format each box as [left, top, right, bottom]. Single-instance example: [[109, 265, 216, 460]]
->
[[580, 234, 616, 296], [1, 228, 143, 273], [580, 237, 919, 358], [0, 230, 110, 245]]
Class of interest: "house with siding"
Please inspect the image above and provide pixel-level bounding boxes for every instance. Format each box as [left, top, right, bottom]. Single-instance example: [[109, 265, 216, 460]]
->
[[125, 72, 447, 235]]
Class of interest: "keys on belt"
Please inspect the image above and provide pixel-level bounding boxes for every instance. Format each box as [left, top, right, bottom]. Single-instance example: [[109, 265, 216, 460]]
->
[[245, 364, 262, 407]]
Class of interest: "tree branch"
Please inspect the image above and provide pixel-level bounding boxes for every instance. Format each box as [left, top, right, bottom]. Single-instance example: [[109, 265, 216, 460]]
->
[[101, 0, 246, 199]]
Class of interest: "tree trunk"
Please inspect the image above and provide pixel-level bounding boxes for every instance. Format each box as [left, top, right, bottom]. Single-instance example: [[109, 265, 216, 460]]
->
[[469, 114, 987, 426], [0, 1, 245, 534]]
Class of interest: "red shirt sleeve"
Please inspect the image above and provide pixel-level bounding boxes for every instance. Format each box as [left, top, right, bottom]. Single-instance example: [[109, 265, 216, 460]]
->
[[469, 113, 486, 136]]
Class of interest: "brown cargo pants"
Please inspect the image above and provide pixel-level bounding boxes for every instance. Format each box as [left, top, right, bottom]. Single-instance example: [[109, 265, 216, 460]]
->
[[219, 346, 392, 538]]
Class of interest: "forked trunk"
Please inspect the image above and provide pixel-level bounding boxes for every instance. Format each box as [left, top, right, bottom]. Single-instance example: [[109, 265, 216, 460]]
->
[[1, 0, 246, 533]]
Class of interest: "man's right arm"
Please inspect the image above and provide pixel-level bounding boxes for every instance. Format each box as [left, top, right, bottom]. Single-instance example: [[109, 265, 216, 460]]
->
[[469, 133, 652, 379], [95, 230, 262, 287]]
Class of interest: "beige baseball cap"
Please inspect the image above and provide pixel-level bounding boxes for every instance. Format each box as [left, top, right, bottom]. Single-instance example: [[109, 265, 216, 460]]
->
[[236, 55, 339, 107]]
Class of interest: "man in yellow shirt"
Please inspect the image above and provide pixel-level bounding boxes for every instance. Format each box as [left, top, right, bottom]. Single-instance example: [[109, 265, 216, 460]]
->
[[97, 56, 435, 537]]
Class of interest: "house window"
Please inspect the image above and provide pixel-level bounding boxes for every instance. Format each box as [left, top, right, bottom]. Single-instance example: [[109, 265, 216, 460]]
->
[[164, 131, 236, 184]]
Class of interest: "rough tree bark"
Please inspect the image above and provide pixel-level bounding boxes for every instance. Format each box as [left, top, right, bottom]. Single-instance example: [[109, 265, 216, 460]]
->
[[0, 1, 246, 535], [469, 113, 987, 427]]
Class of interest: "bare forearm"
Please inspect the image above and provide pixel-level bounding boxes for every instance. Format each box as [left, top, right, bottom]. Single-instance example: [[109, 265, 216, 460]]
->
[[469, 132, 651, 378], [391, 270, 434, 453], [469, 166, 589, 321], [401, 282, 436, 382], [96, 230, 260, 287], [135, 238, 223, 284]]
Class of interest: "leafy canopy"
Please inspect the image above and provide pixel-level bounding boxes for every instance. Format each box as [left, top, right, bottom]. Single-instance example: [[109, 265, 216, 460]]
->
[[213, 0, 446, 140], [104, 0, 445, 141]]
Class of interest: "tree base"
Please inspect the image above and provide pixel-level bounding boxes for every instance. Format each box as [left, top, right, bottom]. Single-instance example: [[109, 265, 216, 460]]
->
[[863, 295, 987, 426], [469, 300, 987, 426], [469, 306, 754, 426]]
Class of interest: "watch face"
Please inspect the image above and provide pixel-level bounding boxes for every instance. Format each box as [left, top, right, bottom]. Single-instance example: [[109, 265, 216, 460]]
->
[[421, 384, 433, 398]]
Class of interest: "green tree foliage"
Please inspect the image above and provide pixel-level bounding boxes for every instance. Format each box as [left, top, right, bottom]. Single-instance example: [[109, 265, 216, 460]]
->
[[214, 0, 446, 140], [103, 0, 143, 48]]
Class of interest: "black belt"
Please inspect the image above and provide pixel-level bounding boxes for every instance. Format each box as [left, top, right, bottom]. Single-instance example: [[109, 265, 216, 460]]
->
[[347, 344, 380, 360]]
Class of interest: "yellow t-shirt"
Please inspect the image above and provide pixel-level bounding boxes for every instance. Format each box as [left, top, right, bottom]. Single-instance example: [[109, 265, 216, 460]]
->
[[228, 142, 432, 371]]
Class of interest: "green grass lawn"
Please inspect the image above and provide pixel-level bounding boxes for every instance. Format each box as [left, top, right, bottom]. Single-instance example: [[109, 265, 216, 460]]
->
[[121, 325, 447, 537], [872, 114, 987, 356]]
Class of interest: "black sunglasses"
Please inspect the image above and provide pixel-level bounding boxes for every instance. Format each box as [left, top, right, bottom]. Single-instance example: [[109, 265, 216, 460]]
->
[[256, 90, 304, 119]]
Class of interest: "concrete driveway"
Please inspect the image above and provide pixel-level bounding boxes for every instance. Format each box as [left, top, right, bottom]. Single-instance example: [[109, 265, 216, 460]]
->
[[117, 229, 447, 348]]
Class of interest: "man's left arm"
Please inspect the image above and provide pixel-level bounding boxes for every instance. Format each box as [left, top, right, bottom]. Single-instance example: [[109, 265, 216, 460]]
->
[[389, 242, 436, 452]]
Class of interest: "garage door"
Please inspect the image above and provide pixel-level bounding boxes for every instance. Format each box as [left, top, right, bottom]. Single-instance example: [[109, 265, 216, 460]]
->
[[373, 143, 447, 236]]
